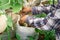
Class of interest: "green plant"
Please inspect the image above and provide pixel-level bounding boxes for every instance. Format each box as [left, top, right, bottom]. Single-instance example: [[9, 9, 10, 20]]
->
[[6, 15, 13, 40], [16, 33, 21, 40], [28, 33, 39, 40], [34, 13, 47, 18], [35, 28, 56, 40], [34, 12, 56, 40], [0, 0, 23, 13], [49, 0, 57, 5], [0, 0, 23, 40]]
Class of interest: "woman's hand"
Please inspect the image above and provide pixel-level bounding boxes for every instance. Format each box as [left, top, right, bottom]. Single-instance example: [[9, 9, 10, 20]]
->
[[19, 6, 32, 25], [19, 15, 28, 25], [22, 6, 32, 13]]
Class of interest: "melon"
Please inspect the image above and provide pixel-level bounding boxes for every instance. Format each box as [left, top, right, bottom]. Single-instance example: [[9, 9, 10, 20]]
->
[[0, 15, 7, 33]]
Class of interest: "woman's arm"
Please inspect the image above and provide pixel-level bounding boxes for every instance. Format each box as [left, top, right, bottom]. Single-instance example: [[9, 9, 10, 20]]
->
[[25, 15, 52, 30], [22, 6, 51, 15], [32, 6, 51, 15]]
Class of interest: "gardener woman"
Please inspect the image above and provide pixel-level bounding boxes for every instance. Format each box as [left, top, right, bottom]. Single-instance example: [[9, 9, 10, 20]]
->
[[19, 0, 60, 40]]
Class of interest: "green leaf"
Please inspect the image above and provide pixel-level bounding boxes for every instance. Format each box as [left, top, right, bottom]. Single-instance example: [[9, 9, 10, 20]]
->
[[6, 27, 11, 40], [49, 0, 57, 5], [35, 28, 40, 33], [35, 28, 55, 40], [0, 4, 11, 10], [0, 1, 2, 6], [11, 3, 22, 13], [0, 0, 10, 9], [10, 0, 23, 13], [7, 16, 13, 27], [16, 33, 21, 40], [28, 36, 34, 40], [0, 0, 9, 5], [18, 0, 24, 4], [29, 37, 34, 40], [34, 13, 47, 18], [0, 0, 23, 13], [0, 36, 2, 40]]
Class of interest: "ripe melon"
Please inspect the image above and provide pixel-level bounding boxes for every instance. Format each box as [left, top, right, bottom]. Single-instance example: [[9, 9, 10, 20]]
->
[[0, 15, 7, 33]]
